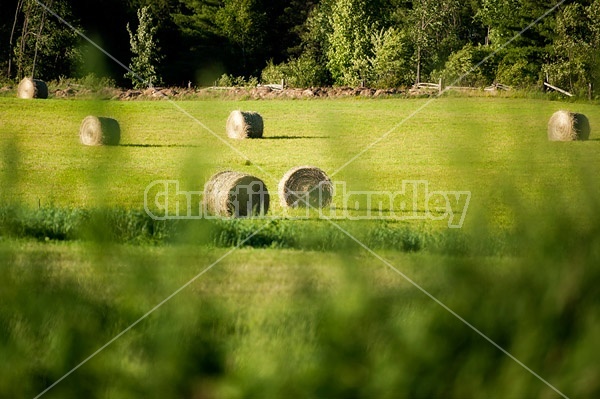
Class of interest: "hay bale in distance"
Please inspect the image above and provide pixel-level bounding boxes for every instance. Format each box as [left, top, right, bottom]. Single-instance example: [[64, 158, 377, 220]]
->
[[548, 110, 590, 141], [204, 171, 270, 217], [79, 116, 121, 146], [226, 110, 264, 139], [278, 166, 333, 208], [17, 77, 48, 99]]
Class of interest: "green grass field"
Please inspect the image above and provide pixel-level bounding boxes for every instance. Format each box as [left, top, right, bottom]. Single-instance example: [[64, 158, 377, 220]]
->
[[1, 95, 600, 398], [2, 96, 599, 222]]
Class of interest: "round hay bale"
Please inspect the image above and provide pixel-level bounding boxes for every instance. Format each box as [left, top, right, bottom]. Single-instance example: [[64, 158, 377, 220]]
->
[[17, 77, 48, 99], [548, 110, 590, 141], [79, 116, 121, 146], [278, 166, 333, 208], [204, 171, 270, 217], [226, 110, 264, 139]]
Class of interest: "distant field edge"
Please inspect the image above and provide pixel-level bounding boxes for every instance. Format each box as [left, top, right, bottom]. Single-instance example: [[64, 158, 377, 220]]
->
[[1, 84, 597, 103]]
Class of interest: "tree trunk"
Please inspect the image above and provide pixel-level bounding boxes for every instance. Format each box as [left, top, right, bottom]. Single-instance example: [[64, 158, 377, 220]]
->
[[416, 45, 421, 84], [17, 5, 31, 80], [32, 0, 52, 79], [8, 0, 24, 79]]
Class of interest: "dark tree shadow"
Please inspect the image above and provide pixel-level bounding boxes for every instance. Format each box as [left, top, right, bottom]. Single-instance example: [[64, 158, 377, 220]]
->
[[119, 144, 203, 148], [262, 136, 329, 140]]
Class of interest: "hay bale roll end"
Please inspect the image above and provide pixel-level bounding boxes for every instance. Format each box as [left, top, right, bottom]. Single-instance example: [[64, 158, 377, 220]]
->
[[279, 166, 333, 208], [204, 171, 270, 217], [17, 77, 48, 99], [79, 116, 121, 146], [226, 110, 264, 139], [548, 110, 590, 141]]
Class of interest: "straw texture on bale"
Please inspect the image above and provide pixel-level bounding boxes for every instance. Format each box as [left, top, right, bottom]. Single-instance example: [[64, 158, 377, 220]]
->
[[226, 110, 264, 139], [79, 116, 121, 146], [17, 77, 48, 99], [204, 171, 270, 217], [548, 110, 590, 141], [278, 166, 333, 208]]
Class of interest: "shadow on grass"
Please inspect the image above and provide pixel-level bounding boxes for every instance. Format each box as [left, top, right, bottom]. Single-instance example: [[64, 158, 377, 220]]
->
[[121, 137, 328, 146], [262, 135, 329, 140], [120, 144, 203, 148]]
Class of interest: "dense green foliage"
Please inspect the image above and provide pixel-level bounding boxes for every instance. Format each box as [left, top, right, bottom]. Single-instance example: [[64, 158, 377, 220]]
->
[[1, 0, 600, 93], [3, 0, 81, 81]]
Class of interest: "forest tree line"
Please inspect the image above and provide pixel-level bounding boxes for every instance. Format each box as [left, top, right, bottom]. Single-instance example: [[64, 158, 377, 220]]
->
[[1, 0, 599, 94]]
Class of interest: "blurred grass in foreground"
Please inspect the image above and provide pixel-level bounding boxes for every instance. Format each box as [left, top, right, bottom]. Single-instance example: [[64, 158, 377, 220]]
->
[[1, 184, 599, 398]]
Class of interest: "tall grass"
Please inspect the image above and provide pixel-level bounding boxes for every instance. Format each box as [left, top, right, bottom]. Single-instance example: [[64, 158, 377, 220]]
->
[[0, 205, 515, 256]]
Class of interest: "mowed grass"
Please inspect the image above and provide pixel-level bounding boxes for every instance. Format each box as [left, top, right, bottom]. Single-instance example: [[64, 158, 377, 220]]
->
[[1, 96, 599, 230], [2, 96, 600, 397]]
